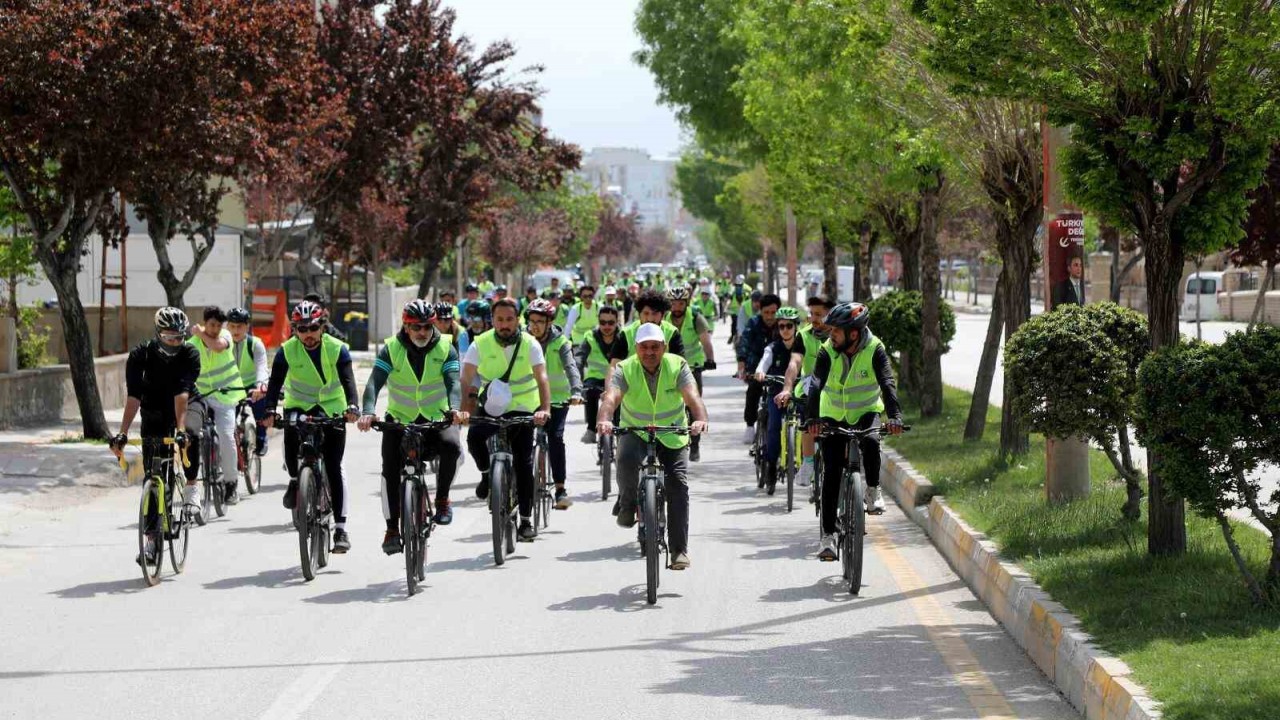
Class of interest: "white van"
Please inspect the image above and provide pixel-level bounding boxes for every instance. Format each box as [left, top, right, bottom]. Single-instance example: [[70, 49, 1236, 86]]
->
[[1180, 271, 1223, 321]]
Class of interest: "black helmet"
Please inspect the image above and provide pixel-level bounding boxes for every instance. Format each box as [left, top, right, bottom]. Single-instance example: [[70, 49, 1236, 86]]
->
[[466, 300, 492, 320], [226, 307, 251, 324], [464, 282, 479, 293], [154, 307, 189, 334], [435, 302, 455, 320], [401, 299, 435, 324], [825, 302, 870, 331]]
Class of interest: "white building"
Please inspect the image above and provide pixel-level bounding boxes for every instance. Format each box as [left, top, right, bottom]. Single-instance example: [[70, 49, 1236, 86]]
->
[[577, 147, 681, 230]]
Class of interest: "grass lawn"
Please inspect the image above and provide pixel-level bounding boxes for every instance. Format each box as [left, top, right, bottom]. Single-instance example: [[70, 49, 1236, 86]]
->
[[889, 385, 1280, 720]]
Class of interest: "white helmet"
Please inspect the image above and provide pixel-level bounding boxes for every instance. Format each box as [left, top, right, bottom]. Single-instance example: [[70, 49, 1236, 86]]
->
[[734, 274, 745, 284]]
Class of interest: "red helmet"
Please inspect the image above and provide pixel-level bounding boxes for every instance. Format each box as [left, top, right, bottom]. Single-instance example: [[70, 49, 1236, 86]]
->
[[525, 298, 557, 319], [290, 301, 326, 326], [401, 299, 435, 324]]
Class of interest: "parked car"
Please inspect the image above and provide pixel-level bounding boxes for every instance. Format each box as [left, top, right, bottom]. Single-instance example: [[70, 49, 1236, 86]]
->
[[1180, 271, 1223, 321], [526, 269, 578, 292]]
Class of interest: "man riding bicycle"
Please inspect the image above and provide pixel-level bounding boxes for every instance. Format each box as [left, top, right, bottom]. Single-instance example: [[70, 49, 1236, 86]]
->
[[564, 284, 600, 344], [187, 307, 246, 505], [458, 300, 491, 355], [783, 295, 833, 488], [621, 290, 684, 357], [665, 286, 715, 462], [753, 306, 806, 495], [357, 300, 464, 554], [804, 302, 903, 561], [433, 303, 462, 350], [575, 304, 626, 445], [596, 323, 708, 571], [263, 301, 360, 554], [456, 298, 552, 542], [111, 307, 202, 564], [227, 307, 269, 455], [524, 298, 584, 510], [736, 293, 781, 446]]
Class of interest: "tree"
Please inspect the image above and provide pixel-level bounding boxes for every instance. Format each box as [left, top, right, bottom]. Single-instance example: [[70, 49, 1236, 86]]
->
[[925, 0, 1280, 555], [480, 204, 571, 281], [589, 198, 641, 264], [1233, 144, 1280, 331], [867, 290, 956, 401], [675, 148, 758, 269]]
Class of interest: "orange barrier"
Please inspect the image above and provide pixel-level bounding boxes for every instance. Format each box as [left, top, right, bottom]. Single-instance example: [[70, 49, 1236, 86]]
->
[[252, 289, 289, 349]]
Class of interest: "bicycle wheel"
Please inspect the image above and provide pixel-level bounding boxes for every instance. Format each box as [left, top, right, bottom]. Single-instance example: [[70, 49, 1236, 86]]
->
[[138, 479, 162, 587], [784, 422, 797, 513], [490, 461, 507, 566], [402, 479, 419, 595], [169, 480, 190, 574], [416, 490, 429, 582], [533, 445, 546, 530], [841, 471, 866, 594], [241, 417, 261, 494], [642, 473, 660, 605], [600, 435, 613, 500], [296, 468, 318, 581], [208, 436, 225, 519], [504, 482, 517, 556], [315, 478, 331, 569]]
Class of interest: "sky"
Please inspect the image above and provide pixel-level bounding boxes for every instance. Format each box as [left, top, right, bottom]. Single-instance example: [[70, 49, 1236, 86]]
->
[[448, 0, 686, 159]]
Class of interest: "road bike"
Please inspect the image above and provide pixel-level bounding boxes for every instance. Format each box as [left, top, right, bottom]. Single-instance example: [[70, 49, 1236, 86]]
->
[[276, 411, 347, 581], [234, 397, 261, 496], [373, 418, 453, 596], [813, 422, 909, 595], [780, 394, 804, 513], [533, 408, 563, 530], [191, 386, 253, 524], [116, 436, 191, 587], [470, 415, 536, 565], [597, 429, 614, 501], [614, 425, 689, 605]]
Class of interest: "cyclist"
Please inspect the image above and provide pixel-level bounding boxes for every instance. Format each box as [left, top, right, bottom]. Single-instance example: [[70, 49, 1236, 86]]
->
[[622, 290, 685, 357], [433, 303, 461, 349], [227, 307, 269, 456], [736, 293, 781, 445], [458, 282, 480, 318], [804, 302, 903, 560], [694, 285, 717, 333], [665, 286, 715, 462], [303, 292, 347, 343], [520, 285, 538, 313], [111, 308, 202, 564], [575, 304, 626, 444], [726, 275, 750, 342], [753, 306, 805, 495], [783, 295, 833, 487], [458, 300, 491, 355], [187, 307, 246, 504], [262, 301, 360, 554], [602, 285, 620, 309], [456, 298, 552, 542], [564, 284, 600, 344], [524, 298, 584, 509], [556, 287, 575, 328], [596, 323, 708, 571], [357, 300, 463, 554]]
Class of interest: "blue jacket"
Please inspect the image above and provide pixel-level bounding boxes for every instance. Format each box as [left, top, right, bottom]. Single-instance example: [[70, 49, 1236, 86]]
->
[[736, 315, 776, 369]]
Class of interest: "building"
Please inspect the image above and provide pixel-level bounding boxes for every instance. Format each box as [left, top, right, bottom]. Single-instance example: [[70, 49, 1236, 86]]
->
[[576, 147, 681, 231]]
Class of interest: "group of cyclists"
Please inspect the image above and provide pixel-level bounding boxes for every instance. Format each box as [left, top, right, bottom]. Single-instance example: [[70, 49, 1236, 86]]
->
[[111, 266, 904, 575]]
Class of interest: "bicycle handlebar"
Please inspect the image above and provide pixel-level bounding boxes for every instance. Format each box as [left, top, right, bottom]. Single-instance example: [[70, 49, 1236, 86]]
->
[[371, 418, 455, 433], [271, 412, 350, 428], [812, 422, 911, 439], [112, 436, 191, 470], [468, 415, 537, 428], [191, 385, 257, 403], [613, 425, 694, 441]]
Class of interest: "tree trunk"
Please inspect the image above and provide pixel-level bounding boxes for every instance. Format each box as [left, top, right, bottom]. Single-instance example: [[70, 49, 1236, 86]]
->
[[858, 226, 875, 301], [1111, 249, 1145, 304], [417, 253, 443, 300], [1248, 261, 1275, 330], [998, 219, 1036, 459], [917, 171, 945, 418], [821, 223, 837, 301], [1143, 220, 1188, 556], [964, 270, 1005, 441], [150, 219, 216, 311], [899, 235, 921, 292]]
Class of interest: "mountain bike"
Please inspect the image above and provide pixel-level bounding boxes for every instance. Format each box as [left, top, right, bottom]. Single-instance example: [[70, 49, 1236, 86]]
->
[[191, 386, 253, 524], [373, 418, 453, 596], [533, 413, 557, 531], [597, 429, 614, 501], [614, 425, 689, 605], [234, 397, 261, 495], [780, 396, 803, 513], [116, 437, 191, 587], [814, 422, 910, 595], [752, 375, 786, 494], [470, 415, 536, 566], [276, 412, 347, 581]]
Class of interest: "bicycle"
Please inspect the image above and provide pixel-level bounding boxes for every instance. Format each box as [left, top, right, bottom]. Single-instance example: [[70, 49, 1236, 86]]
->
[[780, 396, 804, 513], [191, 386, 253, 524], [613, 425, 690, 605], [533, 414, 556, 531], [597, 428, 614, 501], [234, 397, 262, 496], [115, 437, 191, 587], [470, 415, 536, 566], [813, 422, 910, 595], [372, 418, 453, 596], [751, 375, 786, 494], [275, 411, 348, 581]]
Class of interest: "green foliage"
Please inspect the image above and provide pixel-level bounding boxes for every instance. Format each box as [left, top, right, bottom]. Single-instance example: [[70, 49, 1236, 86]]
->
[[381, 262, 422, 288], [16, 305, 50, 369], [867, 290, 955, 361]]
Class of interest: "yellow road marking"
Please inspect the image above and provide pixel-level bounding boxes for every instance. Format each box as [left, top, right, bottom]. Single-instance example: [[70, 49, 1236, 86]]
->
[[870, 523, 1019, 719]]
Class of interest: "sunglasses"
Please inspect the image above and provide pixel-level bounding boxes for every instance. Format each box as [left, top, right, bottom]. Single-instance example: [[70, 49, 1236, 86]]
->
[[159, 332, 185, 342], [294, 323, 322, 334], [778, 323, 796, 330], [406, 323, 432, 332], [599, 320, 617, 327]]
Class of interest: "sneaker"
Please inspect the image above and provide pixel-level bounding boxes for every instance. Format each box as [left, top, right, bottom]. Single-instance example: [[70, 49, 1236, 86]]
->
[[475, 473, 490, 501], [184, 485, 203, 519], [282, 480, 298, 509], [765, 466, 777, 496], [433, 500, 453, 526], [611, 498, 621, 517], [797, 462, 813, 488], [332, 528, 351, 553], [866, 485, 886, 514], [518, 517, 537, 541], [135, 535, 159, 566], [382, 529, 403, 555], [224, 484, 239, 506], [580, 429, 596, 445], [742, 426, 755, 445], [554, 487, 571, 510], [616, 504, 637, 528], [670, 552, 691, 571], [818, 534, 837, 561]]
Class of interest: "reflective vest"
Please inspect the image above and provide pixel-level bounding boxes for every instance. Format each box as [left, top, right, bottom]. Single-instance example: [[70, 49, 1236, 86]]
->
[[619, 353, 689, 450], [622, 320, 678, 356], [694, 297, 717, 327], [727, 285, 749, 312], [384, 335, 451, 422], [798, 327, 824, 376], [554, 304, 570, 329], [473, 330, 540, 414], [282, 334, 346, 415], [542, 332, 572, 404], [818, 337, 885, 422], [235, 335, 265, 388], [668, 311, 706, 367], [570, 301, 598, 344], [583, 330, 619, 381], [189, 332, 246, 405]]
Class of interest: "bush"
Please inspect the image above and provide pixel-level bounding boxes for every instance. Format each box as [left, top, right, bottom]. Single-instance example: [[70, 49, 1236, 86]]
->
[[1136, 328, 1280, 603], [1004, 302, 1149, 517], [16, 305, 50, 369], [867, 290, 956, 361]]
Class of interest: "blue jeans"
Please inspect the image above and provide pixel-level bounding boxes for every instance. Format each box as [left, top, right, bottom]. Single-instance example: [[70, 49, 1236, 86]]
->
[[765, 394, 784, 464], [250, 396, 269, 451]]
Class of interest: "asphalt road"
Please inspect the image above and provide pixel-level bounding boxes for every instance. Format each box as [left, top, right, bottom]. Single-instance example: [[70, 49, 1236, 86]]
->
[[1, 325, 1078, 720]]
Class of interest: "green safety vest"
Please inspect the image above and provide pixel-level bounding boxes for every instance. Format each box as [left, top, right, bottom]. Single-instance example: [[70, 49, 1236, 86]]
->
[[622, 320, 678, 356], [235, 336, 265, 388], [189, 332, 246, 405], [798, 327, 824, 377], [818, 337, 885, 423], [542, 332, 572, 404], [727, 285, 750, 312], [667, 311, 706, 368], [384, 335, 452, 422], [582, 330, 619, 381], [694, 297, 717, 327], [570, 301, 598, 344], [619, 353, 689, 450], [282, 334, 346, 415], [474, 330, 540, 414], [554, 304, 570, 329]]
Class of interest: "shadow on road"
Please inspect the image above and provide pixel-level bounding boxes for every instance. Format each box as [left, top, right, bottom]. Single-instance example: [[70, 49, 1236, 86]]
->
[[547, 585, 682, 612], [203, 566, 307, 591], [556, 542, 638, 563], [302, 579, 401, 604], [50, 577, 149, 599], [226, 523, 293, 535]]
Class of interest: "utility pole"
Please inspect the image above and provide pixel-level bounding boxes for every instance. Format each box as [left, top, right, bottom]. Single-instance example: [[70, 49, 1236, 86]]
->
[[785, 205, 798, 306]]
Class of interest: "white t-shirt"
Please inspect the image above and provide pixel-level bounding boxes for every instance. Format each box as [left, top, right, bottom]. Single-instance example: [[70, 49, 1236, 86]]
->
[[462, 335, 545, 381]]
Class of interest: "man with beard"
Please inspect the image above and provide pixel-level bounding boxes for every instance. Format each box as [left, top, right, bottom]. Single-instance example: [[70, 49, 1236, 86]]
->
[[524, 299, 583, 509], [782, 295, 833, 488], [736, 293, 781, 445], [665, 286, 715, 462]]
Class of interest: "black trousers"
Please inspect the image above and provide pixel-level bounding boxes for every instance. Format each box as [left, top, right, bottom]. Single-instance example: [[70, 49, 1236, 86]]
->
[[688, 368, 703, 452], [818, 413, 882, 535], [744, 378, 763, 427], [139, 412, 183, 534], [618, 434, 690, 554], [284, 423, 349, 524], [583, 379, 619, 428], [466, 412, 536, 517], [380, 420, 462, 529]]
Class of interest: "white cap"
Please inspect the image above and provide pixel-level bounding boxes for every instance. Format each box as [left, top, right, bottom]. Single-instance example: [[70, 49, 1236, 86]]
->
[[634, 323, 665, 346], [605, 285, 617, 295]]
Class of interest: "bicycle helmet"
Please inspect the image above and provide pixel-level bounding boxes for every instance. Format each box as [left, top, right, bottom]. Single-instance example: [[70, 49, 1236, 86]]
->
[[154, 306, 190, 334], [775, 307, 802, 322], [734, 274, 745, 284], [525, 298, 556, 319], [494, 284, 508, 293], [434, 302, 455, 320], [464, 282, 479, 293], [290, 300, 326, 326], [666, 286, 691, 301], [750, 290, 762, 301], [825, 302, 870, 331], [540, 288, 558, 300], [401, 299, 435, 324], [226, 307, 251, 324], [466, 300, 491, 320]]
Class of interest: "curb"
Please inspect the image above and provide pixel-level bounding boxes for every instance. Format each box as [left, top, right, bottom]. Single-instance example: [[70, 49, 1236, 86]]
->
[[0, 443, 144, 489], [880, 448, 1162, 720]]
